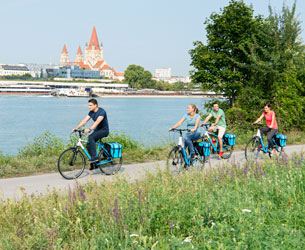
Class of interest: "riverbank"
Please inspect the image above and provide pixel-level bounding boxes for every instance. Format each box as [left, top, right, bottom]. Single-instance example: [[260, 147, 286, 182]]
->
[[1, 130, 305, 179]]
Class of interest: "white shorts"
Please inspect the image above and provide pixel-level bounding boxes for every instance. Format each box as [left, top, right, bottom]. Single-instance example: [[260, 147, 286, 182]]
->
[[210, 125, 226, 138]]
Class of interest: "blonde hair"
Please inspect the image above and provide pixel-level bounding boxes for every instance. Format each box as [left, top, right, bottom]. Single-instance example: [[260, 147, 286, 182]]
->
[[189, 104, 199, 114]]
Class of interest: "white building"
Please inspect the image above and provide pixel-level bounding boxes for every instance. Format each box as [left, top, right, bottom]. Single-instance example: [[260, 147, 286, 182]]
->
[[155, 68, 171, 79], [0, 64, 30, 76]]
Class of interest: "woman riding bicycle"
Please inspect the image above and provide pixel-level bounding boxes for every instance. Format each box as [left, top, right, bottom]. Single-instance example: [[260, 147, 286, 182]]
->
[[169, 104, 201, 161], [253, 103, 278, 155]]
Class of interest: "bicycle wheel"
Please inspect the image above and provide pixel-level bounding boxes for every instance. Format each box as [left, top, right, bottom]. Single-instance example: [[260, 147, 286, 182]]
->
[[245, 137, 261, 161], [221, 141, 234, 159], [167, 147, 185, 174], [99, 157, 122, 175], [58, 147, 86, 180], [97, 147, 122, 175]]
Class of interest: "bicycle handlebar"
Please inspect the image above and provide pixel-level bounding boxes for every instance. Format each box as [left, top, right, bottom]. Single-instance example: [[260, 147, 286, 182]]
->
[[201, 122, 211, 128], [170, 128, 190, 132]]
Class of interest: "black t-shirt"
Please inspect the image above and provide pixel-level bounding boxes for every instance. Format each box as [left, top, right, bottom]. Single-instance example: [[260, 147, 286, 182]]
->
[[88, 107, 109, 131]]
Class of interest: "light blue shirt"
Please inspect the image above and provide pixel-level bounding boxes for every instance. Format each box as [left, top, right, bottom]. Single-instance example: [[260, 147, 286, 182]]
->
[[183, 113, 201, 132]]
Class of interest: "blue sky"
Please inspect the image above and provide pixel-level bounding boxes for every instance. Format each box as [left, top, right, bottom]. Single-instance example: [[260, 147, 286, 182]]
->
[[0, 0, 304, 76]]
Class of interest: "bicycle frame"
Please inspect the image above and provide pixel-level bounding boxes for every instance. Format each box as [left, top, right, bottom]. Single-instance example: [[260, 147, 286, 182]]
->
[[255, 128, 279, 153], [175, 130, 203, 166], [202, 130, 229, 152], [75, 137, 113, 166]]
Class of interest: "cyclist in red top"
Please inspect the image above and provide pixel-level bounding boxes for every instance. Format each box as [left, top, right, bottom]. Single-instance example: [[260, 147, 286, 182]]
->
[[253, 103, 278, 155]]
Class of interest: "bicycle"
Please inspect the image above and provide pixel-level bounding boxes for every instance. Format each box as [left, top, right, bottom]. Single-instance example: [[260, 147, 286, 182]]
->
[[201, 123, 235, 159], [245, 124, 286, 161], [167, 128, 209, 173], [58, 129, 122, 180]]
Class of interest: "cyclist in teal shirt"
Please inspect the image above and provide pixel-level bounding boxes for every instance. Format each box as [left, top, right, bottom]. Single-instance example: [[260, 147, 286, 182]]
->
[[169, 104, 201, 161], [201, 103, 226, 158]]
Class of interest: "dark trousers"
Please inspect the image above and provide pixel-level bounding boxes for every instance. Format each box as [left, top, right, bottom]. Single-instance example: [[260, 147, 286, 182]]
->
[[86, 129, 109, 160], [260, 126, 277, 149]]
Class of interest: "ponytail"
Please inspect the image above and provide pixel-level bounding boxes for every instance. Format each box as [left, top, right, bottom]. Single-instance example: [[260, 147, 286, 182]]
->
[[190, 104, 199, 114]]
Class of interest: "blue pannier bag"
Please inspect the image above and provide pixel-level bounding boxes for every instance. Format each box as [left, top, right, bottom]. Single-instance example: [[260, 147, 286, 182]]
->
[[275, 134, 287, 147], [106, 142, 122, 158], [199, 141, 210, 156], [224, 133, 236, 146]]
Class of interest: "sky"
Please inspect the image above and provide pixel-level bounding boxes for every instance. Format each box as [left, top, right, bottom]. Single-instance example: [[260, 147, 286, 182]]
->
[[0, 0, 304, 76]]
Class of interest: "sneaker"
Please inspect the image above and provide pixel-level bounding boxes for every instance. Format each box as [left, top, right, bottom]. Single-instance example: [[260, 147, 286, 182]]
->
[[89, 163, 99, 170], [190, 154, 198, 164], [270, 149, 276, 157], [218, 151, 223, 159]]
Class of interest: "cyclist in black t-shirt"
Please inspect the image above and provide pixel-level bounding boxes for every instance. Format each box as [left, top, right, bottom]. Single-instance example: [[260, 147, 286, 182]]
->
[[72, 98, 109, 163]]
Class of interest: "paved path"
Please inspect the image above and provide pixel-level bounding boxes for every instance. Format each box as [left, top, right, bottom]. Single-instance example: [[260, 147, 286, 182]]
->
[[0, 144, 304, 200]]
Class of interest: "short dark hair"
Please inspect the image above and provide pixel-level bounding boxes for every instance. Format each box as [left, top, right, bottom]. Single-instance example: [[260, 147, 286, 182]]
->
[[264, 103, 271, 108], [88, 99, 98, 105], [212, 103, 218, 106]]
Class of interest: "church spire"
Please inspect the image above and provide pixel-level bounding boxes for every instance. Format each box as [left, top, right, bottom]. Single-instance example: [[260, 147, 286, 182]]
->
[[88, 26, 100, 50], [62, 44, 68, 54], [77, 45, 82, 54]]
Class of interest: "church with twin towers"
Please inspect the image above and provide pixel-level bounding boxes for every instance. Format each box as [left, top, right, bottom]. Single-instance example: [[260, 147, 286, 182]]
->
[[59, 26, 124, 81]]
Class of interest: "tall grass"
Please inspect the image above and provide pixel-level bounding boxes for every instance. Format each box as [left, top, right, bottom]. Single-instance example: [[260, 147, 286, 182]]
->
[[0, 153, 304, 249]]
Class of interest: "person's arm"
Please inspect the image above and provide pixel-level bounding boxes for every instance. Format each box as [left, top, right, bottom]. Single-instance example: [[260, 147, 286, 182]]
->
[[254, 113, 264, 124], [84, 116, 104, 134], [169, 118, 185, 131], [212, 114, 222, 127], [201, 114, 212, 126], [190, 118, 201, 132], [72, 115, 91, 132]]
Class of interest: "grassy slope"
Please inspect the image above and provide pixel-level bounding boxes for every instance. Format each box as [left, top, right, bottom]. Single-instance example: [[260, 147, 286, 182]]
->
[[0, 153, 304, 249]]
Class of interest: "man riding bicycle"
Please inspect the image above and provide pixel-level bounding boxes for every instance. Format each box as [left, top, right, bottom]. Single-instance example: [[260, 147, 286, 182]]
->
[[200, 103, 226, 158], [72, 99, 109, 166]]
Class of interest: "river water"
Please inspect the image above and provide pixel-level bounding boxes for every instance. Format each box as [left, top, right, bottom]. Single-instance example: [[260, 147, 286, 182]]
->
[[0, 96, 210, 155]]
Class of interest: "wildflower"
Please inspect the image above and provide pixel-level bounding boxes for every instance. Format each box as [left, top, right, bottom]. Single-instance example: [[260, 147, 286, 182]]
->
[[170, 221, 174, 232], [243, 167, 248, 175], [242, 209, 251, 213], [211, 222, 216, 228], [184, 236, 192, 242], [231, 228, 235, 231], [130, 234, 139, 237]]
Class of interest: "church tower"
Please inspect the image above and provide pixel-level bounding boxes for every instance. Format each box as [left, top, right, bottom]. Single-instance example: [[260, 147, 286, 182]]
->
[[84, 26, 104, 68], [75, 45, 83, 62], [59, 44, 69, 66]]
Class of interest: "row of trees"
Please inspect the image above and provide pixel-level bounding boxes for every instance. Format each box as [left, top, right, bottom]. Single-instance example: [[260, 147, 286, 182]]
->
[[123, 64, 192, 91], [190, 0, 305, 130]]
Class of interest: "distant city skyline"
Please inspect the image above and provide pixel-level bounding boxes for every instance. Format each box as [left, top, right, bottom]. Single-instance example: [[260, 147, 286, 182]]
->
[[0, 0, 304, 76]]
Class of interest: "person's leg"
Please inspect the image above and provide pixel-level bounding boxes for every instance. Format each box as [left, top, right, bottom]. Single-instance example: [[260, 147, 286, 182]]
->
[[217, 126, 226, 152], [184, 132, 200, 156], [260, 126, 270, 142], [86, 129, 109, 161], [268, 129, 278, 150]]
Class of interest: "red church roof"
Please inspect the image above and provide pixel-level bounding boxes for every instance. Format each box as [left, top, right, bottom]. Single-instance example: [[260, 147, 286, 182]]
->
[[62, 44, 68, 54], [88, 26, 100, 50], [94, 60, 104, 68], [101, 64, 110, 70]]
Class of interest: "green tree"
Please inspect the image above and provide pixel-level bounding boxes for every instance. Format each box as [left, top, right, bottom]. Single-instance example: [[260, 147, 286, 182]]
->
[[239, 1, 305, 129], [189, 0, 263, 107], [124, 64, 153, 89]]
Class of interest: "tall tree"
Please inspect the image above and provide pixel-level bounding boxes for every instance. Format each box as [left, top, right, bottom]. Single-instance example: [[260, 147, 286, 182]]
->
[[189, 0, 262, 107], [239, 1, 305, 128]]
